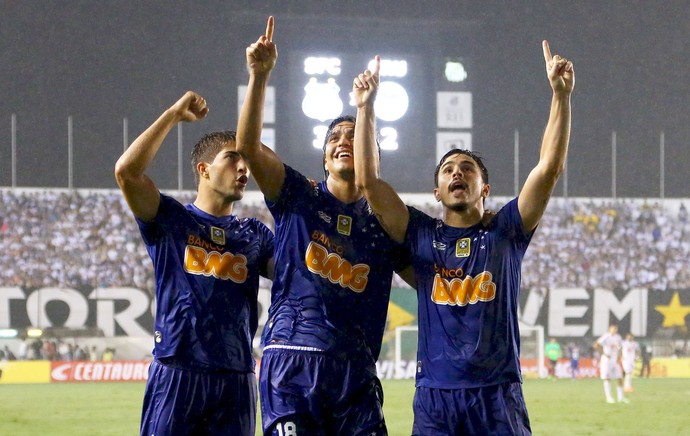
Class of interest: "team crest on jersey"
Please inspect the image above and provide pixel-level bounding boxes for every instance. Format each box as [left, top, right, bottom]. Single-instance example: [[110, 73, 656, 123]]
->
[[210, 226, 225, 245], [337, 215, 352, 236], [455, 238, 471, 257]]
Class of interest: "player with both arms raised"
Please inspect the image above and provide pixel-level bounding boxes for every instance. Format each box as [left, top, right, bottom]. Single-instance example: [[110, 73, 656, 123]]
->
[[354, 41, 574, 434]]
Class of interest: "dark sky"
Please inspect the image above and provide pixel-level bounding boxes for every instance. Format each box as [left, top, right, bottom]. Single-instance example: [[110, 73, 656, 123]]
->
[[1, 1, 688, 197]]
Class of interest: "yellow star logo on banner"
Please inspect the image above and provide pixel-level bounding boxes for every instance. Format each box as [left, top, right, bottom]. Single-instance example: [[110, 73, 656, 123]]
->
[[655, 292, 690, 328]]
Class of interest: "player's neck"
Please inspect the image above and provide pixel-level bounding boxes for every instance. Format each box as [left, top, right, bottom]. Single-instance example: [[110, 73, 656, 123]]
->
[[326, 175, 362, 204], [443, 204, 484, 228], [193, 191, 234, 217]]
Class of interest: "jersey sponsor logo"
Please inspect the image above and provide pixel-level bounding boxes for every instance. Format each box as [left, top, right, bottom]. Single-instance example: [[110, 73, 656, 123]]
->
[[433, 264, 464, 278], [431, 271, 496, 306], [210, 226, 226, 245], [184, 245, 248, 283], [186, 234, 224, 253], [318, 211, 332, 223], [432, 240, 447, 250], [310, 230, 345, 255], [455, 238, 471, 257], [337, 214, 352, 236], [305, 241, 370, 292]]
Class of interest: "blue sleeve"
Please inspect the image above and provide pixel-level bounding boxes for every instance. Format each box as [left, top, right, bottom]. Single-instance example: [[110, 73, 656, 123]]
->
[[265, 164, 316, 216], [404, 206, 432, 258], [257, 221, 275, 277], [495, 197, 534, 249], [135, 193, 183, 246]]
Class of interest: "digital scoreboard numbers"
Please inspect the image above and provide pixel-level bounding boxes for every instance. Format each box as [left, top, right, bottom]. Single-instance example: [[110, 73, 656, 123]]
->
[[281, 50, 466, 191], [299, 55, 411, 152]]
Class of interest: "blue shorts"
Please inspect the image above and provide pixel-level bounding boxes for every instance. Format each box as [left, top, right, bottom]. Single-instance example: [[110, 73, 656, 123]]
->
[[259, 346, 387, 435], [412, 382, 532, 436], [141, 359, 257, 436]]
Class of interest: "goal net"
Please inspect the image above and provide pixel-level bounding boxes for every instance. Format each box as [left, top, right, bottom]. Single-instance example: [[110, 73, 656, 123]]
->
[[519, 323, 546, 379], [393, 323, 546, 379], [394, 326, 419, 373]]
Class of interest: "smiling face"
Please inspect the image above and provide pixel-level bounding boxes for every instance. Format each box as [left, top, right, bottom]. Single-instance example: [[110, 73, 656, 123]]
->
[[433, 152, 490, 212], [323, 120, 356, 180]]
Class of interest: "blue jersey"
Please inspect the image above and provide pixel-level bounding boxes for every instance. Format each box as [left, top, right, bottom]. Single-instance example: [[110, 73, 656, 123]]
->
[[136, 193, 274, 372], [262, 165, 405, 362], [406, 198, 533, 389]]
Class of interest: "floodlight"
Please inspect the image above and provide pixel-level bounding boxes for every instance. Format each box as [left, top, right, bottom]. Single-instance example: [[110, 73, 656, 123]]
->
[[444, 60, 468, 83]]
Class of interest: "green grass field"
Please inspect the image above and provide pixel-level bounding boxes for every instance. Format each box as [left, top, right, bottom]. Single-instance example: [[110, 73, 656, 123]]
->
[[2, 378, 688, 435]]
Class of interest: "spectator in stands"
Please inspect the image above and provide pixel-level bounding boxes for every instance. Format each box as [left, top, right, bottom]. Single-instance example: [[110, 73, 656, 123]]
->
[[89, 346, 98, 362], [18, 339, 28, 360], [74, 346, 88, 361], [30, 339, 43, 360], [2, 182, 690, 292], [102, 348, 114, 362], [3, 345, 16, 360]]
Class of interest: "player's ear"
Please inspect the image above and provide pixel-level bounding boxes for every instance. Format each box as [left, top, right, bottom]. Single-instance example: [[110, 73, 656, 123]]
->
[[481, 183, 491, 199], [197, 162, 209, 179], [433, 188, 441, 202]]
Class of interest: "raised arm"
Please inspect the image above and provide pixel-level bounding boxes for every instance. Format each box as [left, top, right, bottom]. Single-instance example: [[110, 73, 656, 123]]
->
[[236, 16, 284, 202], [114, 91, 208, 221], [518, 40, 574, 231], [353, 56, 409, 243]]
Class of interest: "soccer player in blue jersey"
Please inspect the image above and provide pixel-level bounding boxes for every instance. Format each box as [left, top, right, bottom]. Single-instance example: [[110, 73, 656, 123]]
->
[[237, 17, 407, 435], [354, 42, 574, 434], [115, 91, 274, 436]]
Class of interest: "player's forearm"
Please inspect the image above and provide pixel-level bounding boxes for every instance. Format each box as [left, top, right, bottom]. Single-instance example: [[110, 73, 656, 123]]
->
[[538, 92, 571, 178], [354, 105, 409, 243], [354, 105, 380, 189], [236, 73, 270, 160], [115, 108, 179, 183]]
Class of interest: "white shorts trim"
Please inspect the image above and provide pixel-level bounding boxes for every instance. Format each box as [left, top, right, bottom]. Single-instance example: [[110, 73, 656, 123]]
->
[[263, 344, 324, 353]]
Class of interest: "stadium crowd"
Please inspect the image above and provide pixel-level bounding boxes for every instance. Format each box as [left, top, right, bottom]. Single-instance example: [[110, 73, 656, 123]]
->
[[1, 189, 689, 291], [0, 337, 113, 362]]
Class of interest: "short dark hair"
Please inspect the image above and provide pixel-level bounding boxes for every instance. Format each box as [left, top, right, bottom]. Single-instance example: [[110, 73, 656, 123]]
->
[[433, 148, 489, 187], [190, 130, 236, 188], [321, 115, 381, 179], [322, 116, 356, 179]]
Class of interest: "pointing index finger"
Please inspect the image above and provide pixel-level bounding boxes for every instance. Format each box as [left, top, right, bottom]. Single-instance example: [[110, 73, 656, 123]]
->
[[265, 16, 274, 42], [373, 55, 381, 77], [542, 40, 552, 62]]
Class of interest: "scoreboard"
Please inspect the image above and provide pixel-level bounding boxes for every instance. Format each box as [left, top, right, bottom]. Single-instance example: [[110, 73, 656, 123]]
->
[[236, 20, 475, 193], [295, 53, 417, 153]]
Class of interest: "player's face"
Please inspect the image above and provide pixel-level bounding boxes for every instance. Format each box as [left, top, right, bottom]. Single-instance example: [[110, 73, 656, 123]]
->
[[203, 141, 250, 201], [433, 153, 489, 211], [323, 121, 355, 179]]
